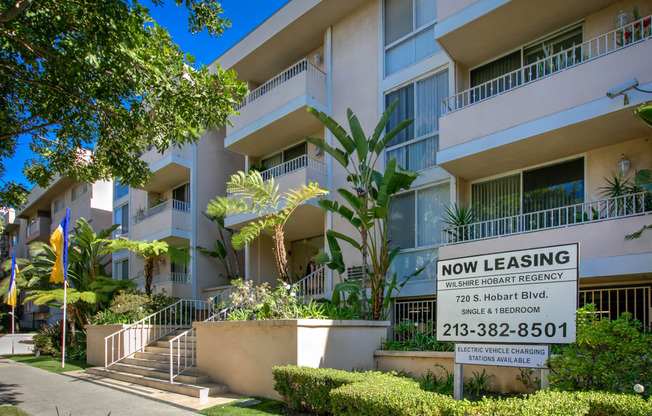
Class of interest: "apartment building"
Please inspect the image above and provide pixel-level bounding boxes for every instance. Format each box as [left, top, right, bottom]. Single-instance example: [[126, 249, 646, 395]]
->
[[111, 135, 243, 299], [9, 176, 114, 328], [211, 0, 652, 327]]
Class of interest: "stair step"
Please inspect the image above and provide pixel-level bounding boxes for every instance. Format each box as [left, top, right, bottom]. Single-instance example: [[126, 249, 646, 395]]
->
[[110, 362, 209, 384], [86, 367, 227, 399], [145, 345, 195, 354], [121, 357, 202, 375], [154, 340, 196, 348]]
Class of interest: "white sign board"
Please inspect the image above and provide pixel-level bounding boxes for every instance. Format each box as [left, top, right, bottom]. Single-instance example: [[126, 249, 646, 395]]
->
[[437, 244, 578, 344], [455, 344, 549, 368]]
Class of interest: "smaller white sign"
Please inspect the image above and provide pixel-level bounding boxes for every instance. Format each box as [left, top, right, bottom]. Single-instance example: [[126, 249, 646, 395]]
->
[[455, 343, 549, 368]]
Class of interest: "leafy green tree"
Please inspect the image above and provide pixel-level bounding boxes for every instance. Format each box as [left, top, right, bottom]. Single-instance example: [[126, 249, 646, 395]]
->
[[0, 0, 246, 207], [102, 239, 189, 296], [1, 218, 134, 339], [206, 171, 329, 284], [305, 101, 417, 320]]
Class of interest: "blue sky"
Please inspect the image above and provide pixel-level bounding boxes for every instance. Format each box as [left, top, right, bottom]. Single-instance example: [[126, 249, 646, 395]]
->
[[5, 0, 289, 186]]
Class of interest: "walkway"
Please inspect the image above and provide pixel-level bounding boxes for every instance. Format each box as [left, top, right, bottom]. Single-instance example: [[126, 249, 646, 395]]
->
[[0, 334, 35, 355], [0, 358, 240, 415]]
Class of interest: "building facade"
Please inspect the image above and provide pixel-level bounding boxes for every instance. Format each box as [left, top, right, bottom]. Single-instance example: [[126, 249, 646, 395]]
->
[[209, 0, 652, 327]]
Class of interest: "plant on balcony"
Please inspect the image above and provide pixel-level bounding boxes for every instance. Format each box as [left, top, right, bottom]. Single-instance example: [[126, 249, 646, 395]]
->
[[206, 171, 329, 284], [197, 213, 242, 282], [149, 197, 168, 208], [305, 100, 418, 320], [442, 203, 477, 242], [101, 239, 190, 296], [1, 219, 134, 345]]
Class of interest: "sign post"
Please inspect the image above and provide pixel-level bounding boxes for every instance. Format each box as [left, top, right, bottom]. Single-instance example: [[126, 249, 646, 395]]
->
[[436, 244, 578, 399]]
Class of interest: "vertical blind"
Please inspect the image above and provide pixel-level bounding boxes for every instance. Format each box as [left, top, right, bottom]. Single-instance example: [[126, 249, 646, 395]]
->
[[416, 70, 448, 136], [418, 183, 450, 246], [416, 0, 437, 27], [386, 85, 414, 146], [472, 174, 521, 222]]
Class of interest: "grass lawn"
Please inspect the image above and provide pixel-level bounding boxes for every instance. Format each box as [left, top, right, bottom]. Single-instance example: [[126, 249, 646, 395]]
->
[[199, 398, 309, 416], [0, 405, 29, 416], [7, 355, 91, 373]]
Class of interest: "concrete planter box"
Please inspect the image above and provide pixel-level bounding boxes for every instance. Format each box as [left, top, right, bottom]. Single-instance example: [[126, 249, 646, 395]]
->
[[194, 319, 390, 399], [85, 324, 167, 367], [374, 350, 540, 394]]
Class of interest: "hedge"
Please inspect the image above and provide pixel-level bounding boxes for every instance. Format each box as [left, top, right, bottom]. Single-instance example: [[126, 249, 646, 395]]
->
[[273, 366, 652, 416]]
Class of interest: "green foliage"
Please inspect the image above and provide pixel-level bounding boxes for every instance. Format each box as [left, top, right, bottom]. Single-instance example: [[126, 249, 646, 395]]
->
[[637, 104, 652, 128], [0, 0, 246, 208], [599, 172, 639, 198], [419, 365, 454, 396], [197, 213, 242, 282], [92, 290, 178, 324], [382, 320, 453, 352], [207, 170, 328, 282], [466, 369, 495, 396], [626, 168, 652, 240], [548, 304, 652, 398], [442, 203, 477, 242], [307, 102, 417, 320]]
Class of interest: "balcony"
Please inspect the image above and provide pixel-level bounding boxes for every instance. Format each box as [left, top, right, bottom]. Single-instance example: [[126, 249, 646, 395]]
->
[[1, 209, 19, 233], [131, 199, 191, 241], [224, 156, 327, 240], [438, 17, 652, 179], [225, 59, 328, 158], [435, 0, 618, 68], [137, 144, 191, 193], [25, 217, 51, 244], [440, 192, 652, 278]]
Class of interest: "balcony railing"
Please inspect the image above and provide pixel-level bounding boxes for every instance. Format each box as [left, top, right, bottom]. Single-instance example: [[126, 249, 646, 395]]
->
[[133, 272, 190, 285], [133, 199, 190, 224], [235, 59, 326, 111], [441, 15, 652, 114], [441, 192, 651, 245], [227, 155, 327, 196], [27, 219, 40, 237]]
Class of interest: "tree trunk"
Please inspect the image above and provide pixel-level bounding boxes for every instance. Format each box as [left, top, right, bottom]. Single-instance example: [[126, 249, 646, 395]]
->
[[271, 226, 290, 284], [144, 257, 154, 296]]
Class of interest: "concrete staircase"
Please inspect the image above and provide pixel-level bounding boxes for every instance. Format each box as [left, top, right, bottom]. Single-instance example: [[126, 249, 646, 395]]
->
[[86, 329, 227, 400]]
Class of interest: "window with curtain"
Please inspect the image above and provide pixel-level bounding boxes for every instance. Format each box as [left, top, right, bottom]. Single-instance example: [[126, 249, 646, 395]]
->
[[114, 203, 129, 237], [387, 182, 450, 281], [53, 197, 64, 214], [71, 182, 88, 201], [114, 259, 129, 281], [384, 0, 439, 76], [385, 70, 447, 171]]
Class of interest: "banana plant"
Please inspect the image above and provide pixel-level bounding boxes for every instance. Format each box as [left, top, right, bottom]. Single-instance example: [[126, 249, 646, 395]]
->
[[197, 213, 242, 282], [306, 100, 417, 320], [206, 170, 329, 284]]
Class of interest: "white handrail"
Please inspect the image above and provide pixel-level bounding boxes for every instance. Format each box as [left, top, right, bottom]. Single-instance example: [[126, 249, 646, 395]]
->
[[227, 155, 327, 196], [441, 15, 652, 114], [236, 59, 326, 111], [168, 327, 196, 383], [295, 265, 326, 298], [442, 192, 651, 245], [103, 299, 211, 369]]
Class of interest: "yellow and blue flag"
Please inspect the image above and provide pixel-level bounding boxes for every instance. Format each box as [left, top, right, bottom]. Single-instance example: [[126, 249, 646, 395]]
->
[[7, 250, 17, 307], [50, 207, 70, 283]]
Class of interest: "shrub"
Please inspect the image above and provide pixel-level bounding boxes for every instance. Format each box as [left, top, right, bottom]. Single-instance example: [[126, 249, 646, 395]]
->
[[383, 320, 453, 352], [548, 306, 652, 398], [272, 366, 384, 414], [91, 290, 179, 324]]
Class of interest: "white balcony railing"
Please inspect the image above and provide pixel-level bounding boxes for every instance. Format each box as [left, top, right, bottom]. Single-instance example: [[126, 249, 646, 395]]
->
[[441, 15, 652, 114], [27, 219, 40, 237], [442, 192, 651, 245], [235, 59, 326, 111], [133, 199, 190, 224], [227, 155, 327, 196], [133, 272, 190, 285]]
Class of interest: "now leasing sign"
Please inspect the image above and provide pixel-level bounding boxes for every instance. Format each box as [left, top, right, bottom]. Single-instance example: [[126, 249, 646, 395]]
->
[[436, 244, 578, 344]]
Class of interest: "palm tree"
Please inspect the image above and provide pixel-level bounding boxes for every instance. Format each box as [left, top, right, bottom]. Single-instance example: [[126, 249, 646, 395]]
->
[[206, 171, 328, 284], [102, 239, 189, 296]]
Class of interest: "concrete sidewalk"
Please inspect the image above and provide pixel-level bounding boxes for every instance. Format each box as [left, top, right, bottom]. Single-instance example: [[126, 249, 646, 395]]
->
[[0, 358, 239, 415], [0, 334, 35, 355]]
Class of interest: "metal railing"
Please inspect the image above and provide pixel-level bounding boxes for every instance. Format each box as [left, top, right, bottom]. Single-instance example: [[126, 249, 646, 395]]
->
[[27, 219, 40, 237], [442, 15, 652, 114], [236, 59, 326, 111], [206, 285, 236, 322], [103, 299, 211, 369], [390, 298, 437, 342], [133, 199, 190, 224], [295, 266, 326, 298], [579, 286, 651, 328], [168, 327, 196, 382], [442, 192, 651, 245], [227, 155, 327, 196], [131, 273, 191, 286]]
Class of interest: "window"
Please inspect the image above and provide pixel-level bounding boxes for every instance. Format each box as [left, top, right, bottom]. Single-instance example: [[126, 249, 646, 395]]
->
[[385, 71, 447, 171], [171, 248, 189, 275], [384, 0, 440, 76], [260, 143, 308, 177], [172, 183, 190, 211], [114, 181, 129, 200], [472, 158, 585, 222], [71, 182, 88, 201], [114, 259, 129, 281], [387, 182, 450, 281], [53, 197, 64, 214], [114, 203, 129, 237], [470, 25, 583, 98]]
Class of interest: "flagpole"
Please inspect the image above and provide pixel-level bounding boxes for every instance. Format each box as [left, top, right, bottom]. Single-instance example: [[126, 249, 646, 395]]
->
[[61, 280, 67, 368], [11, 304, 14, 355]]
